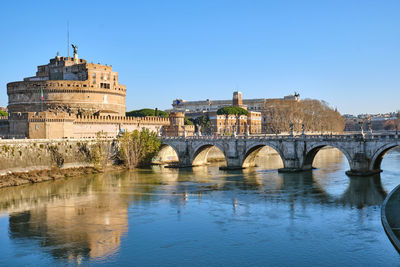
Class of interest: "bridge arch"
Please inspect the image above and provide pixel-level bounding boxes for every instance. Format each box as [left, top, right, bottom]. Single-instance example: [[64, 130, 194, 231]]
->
[[191, 143, 226, 166], [303, 143, 352, 170], [370, 143, 399, 171], [154, 143, 180, 164], [242, 143, 284, 168]]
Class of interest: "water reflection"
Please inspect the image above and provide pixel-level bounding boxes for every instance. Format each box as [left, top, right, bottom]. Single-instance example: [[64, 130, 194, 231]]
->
[[337, 175, 387, 209], [5, 173, 133, 263], [0, 148, 398, 265]]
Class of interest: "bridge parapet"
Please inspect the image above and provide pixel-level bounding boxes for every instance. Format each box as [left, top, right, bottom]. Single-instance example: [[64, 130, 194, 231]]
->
[[162, 132, 400, 141]]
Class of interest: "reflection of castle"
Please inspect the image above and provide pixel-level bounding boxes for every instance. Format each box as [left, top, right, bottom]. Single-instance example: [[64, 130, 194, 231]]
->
[[10, 197, 128, 261], [1, 47, 172, 139], [5, 173, 130, 262]]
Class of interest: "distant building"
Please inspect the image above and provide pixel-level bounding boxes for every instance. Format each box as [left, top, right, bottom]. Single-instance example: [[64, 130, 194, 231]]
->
[[171, 91, 298, 133], [162, 112, 195, 137], [171, 93, 299, 114], [209, 110, 262, 135], [343, 112, 399, 131]]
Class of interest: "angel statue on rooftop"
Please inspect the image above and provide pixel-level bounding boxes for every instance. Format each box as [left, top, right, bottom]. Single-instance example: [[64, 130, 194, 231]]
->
[[71, 44, 78, 55]]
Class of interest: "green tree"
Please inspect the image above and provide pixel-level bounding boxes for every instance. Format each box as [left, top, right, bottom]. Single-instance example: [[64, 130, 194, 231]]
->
[[0, 111, 8, 117], [118, 129, 161, 168], [90, 131, 112, 169], [190, 115, 212, 135], [126, 108, 169, 118], [217, 106, 249, 116], [184, 117, 194, 125]]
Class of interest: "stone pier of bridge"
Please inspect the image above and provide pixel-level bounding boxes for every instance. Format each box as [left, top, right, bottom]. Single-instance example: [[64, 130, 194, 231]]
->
[[158, 133, 400, 176]]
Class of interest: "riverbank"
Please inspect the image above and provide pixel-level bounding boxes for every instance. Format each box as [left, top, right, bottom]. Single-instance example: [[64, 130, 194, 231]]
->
[[381, 184, 400, 253], [0, 165, 129, 189], [0, 167, 101, 189]]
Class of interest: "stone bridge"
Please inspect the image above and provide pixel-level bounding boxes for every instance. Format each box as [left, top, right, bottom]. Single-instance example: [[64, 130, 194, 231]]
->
[[158, 133, 400, 176]]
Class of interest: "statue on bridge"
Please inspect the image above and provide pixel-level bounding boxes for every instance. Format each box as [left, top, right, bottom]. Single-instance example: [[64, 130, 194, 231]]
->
[[196, 124, 202, 137], [232, 123, 237, 138]]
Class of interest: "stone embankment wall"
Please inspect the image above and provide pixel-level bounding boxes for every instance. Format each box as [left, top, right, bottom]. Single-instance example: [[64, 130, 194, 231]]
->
[[0, 138, 114, 175]]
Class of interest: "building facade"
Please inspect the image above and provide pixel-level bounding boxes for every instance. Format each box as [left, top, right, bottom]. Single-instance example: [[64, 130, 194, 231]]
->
[[171, 92, 299, 113], [180, 92, 262, 136], [170, 91, 299, 133], [209, 111, 262, 135]]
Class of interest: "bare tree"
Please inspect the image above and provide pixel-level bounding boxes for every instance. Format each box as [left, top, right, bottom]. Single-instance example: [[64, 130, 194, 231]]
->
[[262, 99, 344, 134]]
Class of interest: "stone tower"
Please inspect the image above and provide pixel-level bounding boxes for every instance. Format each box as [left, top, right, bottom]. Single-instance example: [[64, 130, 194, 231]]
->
[[233, 91, 243, 107], [169, 112, 185, 126]]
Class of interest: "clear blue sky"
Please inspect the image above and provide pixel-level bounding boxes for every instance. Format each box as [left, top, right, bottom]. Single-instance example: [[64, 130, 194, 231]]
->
[[1, 0, 399, 115]]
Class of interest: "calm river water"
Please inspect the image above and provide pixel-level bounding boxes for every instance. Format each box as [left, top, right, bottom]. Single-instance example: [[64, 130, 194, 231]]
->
[[0, 148, 400, 266]]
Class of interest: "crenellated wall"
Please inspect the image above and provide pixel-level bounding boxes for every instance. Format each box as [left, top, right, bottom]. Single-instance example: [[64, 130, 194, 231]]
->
[[5, 112, 170, 139], [73, 115, 170, 138]]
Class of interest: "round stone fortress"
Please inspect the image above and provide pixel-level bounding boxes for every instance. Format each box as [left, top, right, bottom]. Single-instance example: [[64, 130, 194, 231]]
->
[[7, 52, 126, 116]]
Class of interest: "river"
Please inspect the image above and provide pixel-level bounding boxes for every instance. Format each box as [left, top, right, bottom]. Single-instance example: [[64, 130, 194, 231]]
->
[[0, 148, 399, 266]]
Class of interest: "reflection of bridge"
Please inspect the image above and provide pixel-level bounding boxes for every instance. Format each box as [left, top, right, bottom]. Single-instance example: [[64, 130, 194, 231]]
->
[[160, 133, 400, 176]]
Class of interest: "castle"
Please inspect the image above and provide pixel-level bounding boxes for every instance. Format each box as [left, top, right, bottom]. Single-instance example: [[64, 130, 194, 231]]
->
[[0, 47, 190, 139]]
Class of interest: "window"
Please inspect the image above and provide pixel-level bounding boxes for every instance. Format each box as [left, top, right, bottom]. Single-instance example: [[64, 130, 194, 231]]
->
[[93, 73, 96, 78], [100, 83, 110, 89]]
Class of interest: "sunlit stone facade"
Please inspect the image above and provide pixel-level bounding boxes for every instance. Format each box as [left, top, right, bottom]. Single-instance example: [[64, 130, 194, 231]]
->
[[3, 51, 170, 139]]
